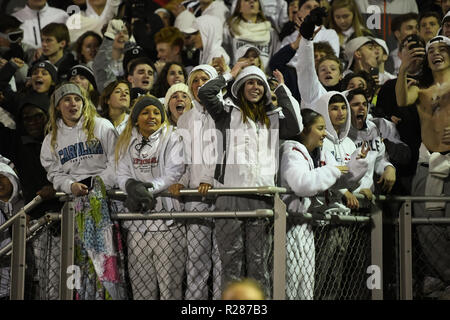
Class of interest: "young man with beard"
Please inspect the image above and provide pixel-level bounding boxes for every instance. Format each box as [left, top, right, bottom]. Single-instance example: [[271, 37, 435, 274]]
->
[[396, 35, 450, 292]]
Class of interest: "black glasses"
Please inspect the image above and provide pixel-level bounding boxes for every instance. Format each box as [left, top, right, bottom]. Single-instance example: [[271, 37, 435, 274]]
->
[[0, 30, 23, 43]]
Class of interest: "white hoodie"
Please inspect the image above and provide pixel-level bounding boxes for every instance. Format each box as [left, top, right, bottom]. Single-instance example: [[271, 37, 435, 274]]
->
[[40, 116, 118, 194], [348, 117, 394, 192], [116, 124, 184, 232], [280, 140, 367, 216], [312, 91, 357, 165]]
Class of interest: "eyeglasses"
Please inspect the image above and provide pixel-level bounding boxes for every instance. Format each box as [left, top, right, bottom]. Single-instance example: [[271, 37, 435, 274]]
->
[[0, 30, 24, 43]]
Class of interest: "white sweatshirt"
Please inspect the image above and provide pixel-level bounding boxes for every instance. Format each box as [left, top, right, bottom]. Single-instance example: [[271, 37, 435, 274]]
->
[[116, 124, 185, 232], [40, 116, 118, 194], [280, 140, 367, 216], [348, 118, 394, 192], [177, 99, 217, 188]]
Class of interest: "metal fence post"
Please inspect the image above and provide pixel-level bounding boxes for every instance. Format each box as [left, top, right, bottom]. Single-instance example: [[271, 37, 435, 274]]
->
[[59, 200, 75, 300], [370, 204, 383, 300], [272, 193, 286, 300], [399, 200, 413, 300], [10, 212, 26, 300]]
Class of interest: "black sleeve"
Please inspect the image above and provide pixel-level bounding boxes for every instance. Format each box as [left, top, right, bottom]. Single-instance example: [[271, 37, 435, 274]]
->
[[274, 85, 301, 139], [198, 76, 229, 122]]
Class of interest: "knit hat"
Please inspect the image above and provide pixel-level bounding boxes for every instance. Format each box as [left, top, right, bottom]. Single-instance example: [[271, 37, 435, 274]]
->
[[344, 36, 375, 70], [68, 65, 97, 91], [189, 64, 218, 81], [164, 83, 193, 114], [231, 65, 271, 103], [131, 95, 165, 124], [123, 44, 148, 75], [30, 60, 58, 83], [53, 83, 83, 107], [425, 35, 450, 52]]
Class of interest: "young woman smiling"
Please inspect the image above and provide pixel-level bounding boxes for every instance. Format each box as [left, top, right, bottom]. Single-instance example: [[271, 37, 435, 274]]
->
[[115, 94, 186, 300]]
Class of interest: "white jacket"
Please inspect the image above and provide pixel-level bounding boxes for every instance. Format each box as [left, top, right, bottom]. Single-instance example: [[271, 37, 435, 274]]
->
[[348, 118, 394, 192], [177, 99, 217, 188], [40, 116, 118, 194], [280, 140, 367, 216], [12, 3, 69, 48]]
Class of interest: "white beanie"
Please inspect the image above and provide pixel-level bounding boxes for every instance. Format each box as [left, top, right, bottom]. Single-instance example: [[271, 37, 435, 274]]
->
[[164, 83, 193, 114], [231, 65, 271, 103]]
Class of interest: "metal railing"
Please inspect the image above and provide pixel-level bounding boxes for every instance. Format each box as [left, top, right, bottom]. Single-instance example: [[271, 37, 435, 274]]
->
[[0, 188, 417, 300]]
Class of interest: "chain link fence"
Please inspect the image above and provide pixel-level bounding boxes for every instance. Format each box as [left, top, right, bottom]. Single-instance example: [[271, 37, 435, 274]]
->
[[285, 215, 372, 300], [1, 191, 380, 300]]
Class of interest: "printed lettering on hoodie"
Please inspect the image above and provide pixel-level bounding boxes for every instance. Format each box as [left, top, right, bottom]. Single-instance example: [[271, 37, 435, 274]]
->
[[236, 40, 270, 55], [133, 156, 159, 174], [355, 139, 381, 152], [58, 140, 104, 165]]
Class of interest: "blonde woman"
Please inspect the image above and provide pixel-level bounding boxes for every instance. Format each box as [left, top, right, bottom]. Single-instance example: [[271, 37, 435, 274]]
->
[[115, 94, 186, 300], [40, 82, 125, 300]]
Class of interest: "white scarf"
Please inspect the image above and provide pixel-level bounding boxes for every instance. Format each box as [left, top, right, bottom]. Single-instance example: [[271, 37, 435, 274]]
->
[[232, 20, 272, 43]]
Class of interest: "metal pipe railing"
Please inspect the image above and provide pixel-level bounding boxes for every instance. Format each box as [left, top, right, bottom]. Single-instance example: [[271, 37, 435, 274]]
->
[[8, 187, 450, 301]]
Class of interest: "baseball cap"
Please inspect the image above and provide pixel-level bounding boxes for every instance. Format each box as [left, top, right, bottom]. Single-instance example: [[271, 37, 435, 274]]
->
[[175, 10, 198, 34], [425, 35, 450, 52], [369, 36, 389, 55], [344, 36, 375, 70]]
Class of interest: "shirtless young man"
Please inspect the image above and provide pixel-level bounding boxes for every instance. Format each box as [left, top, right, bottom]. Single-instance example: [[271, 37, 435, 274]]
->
[[396, 35, 450, 289]]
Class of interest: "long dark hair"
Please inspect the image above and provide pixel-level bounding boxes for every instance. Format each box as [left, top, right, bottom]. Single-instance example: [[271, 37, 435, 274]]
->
[[237, 85, 270, 128], [299, 109, 323, 142], [151, 61, 187, 98]]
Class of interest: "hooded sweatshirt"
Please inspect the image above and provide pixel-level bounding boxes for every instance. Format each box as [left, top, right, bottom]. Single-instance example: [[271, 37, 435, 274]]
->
[[280, 140, 367, 216], [313, 91, 356, 165], [40, 116, 118, 194], [116, 124, 184, 232], [195, 15, 230, 66], [0, 162, 24, 298], [347, 116, 394, 192], [177, 65, 220, 188], [198, 65, 301, 187]]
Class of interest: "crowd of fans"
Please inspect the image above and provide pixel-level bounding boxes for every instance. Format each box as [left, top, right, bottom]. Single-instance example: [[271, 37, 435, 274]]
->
[[0, 0, 450, 300]]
